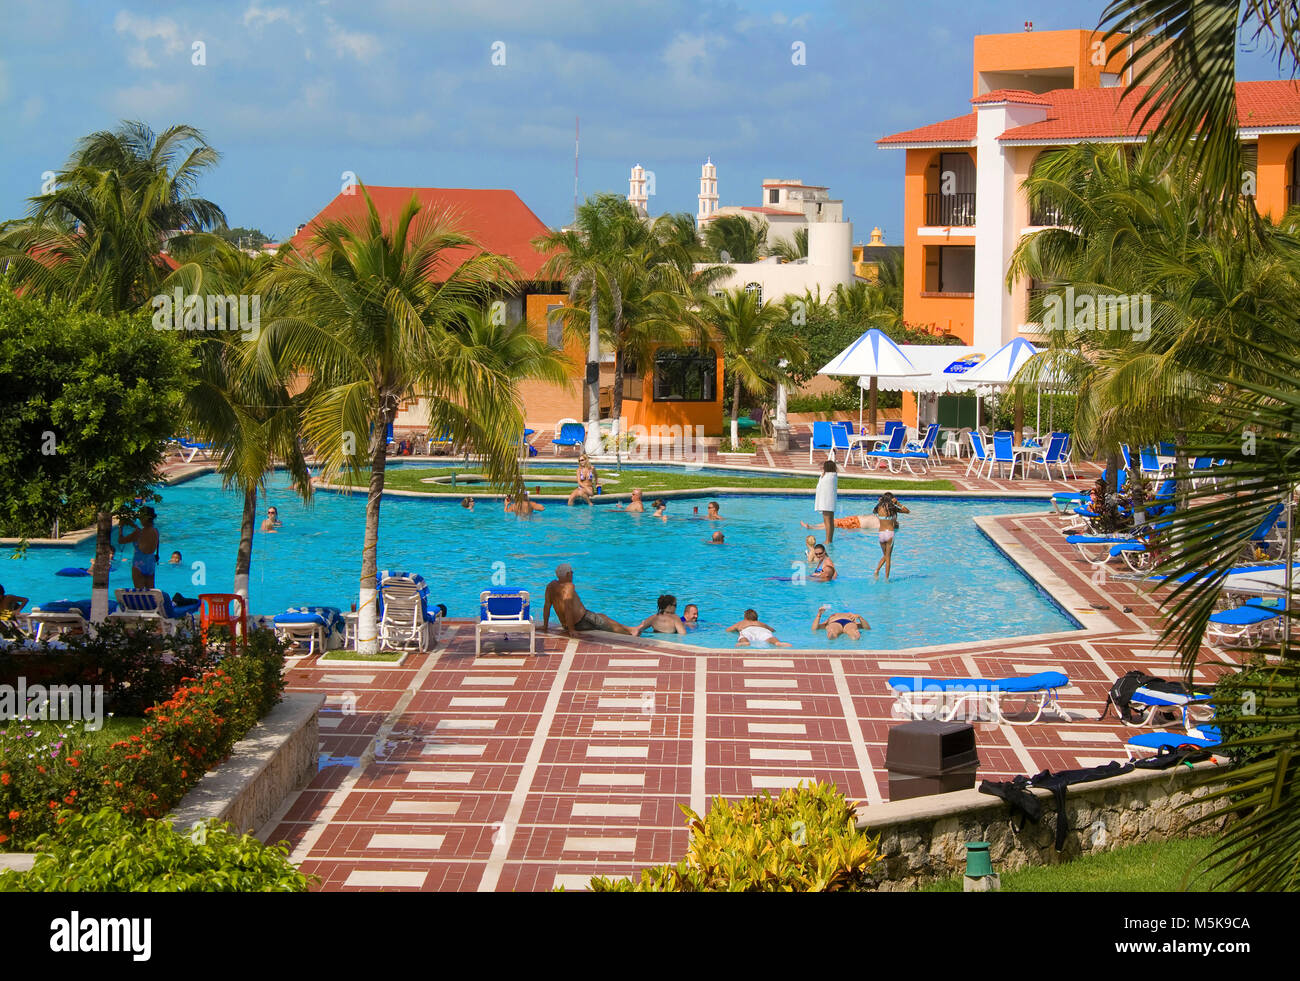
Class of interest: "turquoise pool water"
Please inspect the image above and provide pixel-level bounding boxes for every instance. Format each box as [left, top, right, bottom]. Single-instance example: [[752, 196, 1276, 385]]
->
[[5, 472, 1077, 650]]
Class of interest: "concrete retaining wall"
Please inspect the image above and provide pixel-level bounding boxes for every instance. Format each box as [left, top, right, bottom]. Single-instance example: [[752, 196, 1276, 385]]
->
[[166, 692, 324, 837], [855, 763, 1226, 890]]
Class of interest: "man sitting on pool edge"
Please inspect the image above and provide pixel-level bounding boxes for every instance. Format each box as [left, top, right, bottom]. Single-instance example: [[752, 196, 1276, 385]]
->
[[543, 563, 635, 638]]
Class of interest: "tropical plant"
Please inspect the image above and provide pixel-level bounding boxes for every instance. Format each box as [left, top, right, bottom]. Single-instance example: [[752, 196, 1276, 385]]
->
[[172, 237, 312, 599], [703, 214, 769, 263], [703, 287, 806, 444], [534, 193, 640, 454], [254, 185, 566, 653], [0, 808, 314, 892], [585, 783, 880, 892], [770, 227, 809, 263]]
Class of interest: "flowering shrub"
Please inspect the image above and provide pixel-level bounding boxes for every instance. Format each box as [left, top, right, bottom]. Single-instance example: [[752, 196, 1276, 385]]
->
[[0, 628, 286, 849]]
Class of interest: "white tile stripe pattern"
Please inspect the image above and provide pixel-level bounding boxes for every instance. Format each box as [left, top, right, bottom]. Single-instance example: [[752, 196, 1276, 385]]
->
[[344, 870, 427, 888], [405, 771, 474, 784], [744, 659, 795, 668], [585, 745, 649, 758], [750, 747, 813, 761], [746, 698, 802, 710], [388, 800, 460, 815], [367, 833, 446, 850], [460, 676, 517, 686], [748, 722, 807, 735], [571, 802, 643, 818], [596, 697, 644, 709], [607, 658, 660, 667], [435, 719, 497, 730], [743, 678, 799, 688], [591, 720, 652, 732], [752, 775, 815, 789], [562, 837, 637, 852], [449, 697, 509, 707], [578, 773, 645, 786]]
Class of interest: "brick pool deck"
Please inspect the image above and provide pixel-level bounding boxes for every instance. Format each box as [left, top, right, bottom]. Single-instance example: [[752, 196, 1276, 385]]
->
[[238, 431, 1237, 891]]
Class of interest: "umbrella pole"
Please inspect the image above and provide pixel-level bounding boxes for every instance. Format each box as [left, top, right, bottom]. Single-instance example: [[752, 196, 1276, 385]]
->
[[1036, 385, 1041, 434], [868, 377, 878, 434], [858, 385, 863, 431]]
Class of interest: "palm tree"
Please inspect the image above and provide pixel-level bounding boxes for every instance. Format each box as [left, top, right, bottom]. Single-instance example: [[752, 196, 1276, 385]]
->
[[703, 214, 768, 263], [0, 121, 223, 622], [770, 227, 808, 263], [173, 237, 313, 601], [1098, 1, 1300, 224], [704, 288, 807, 445], [534, 194, 642, 454], [254, 185, 567, 653]]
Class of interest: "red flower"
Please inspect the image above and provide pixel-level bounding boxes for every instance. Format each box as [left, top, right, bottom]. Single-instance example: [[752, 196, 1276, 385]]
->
[[1, 773, 9, 786], [36, 765, 45, 774], [66, 758, 79, 767], [0, 834, 9, 844], [8, 810, 20, 820]]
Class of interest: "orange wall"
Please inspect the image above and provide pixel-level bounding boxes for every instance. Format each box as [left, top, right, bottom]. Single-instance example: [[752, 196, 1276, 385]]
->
[[973, 29, 1131, 96], [902, 148, 975, 342], [622, 343, 725, 436], [520, 292, 583, 427], [1256, 134, 1300, 221]]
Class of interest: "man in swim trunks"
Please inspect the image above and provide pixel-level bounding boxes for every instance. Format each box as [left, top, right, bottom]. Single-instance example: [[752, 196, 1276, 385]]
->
[[812, 603, 869, 640], [542, 563, 634, 637], [620, 488, 645, 513], [801, 514, 881, 533], [117, 506, 160, 589], [634, 594, 687, 636], [682, 603, 700, 627], [726, 609, 792, 647], [809, 542, 837, 581]]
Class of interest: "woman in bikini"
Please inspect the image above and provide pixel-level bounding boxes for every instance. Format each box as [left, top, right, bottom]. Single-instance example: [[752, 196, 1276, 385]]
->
[[567, 455, 599, 506], [873, 492, 910, 581], [812, 604, 869, 640], [117, 506, 160, 589]]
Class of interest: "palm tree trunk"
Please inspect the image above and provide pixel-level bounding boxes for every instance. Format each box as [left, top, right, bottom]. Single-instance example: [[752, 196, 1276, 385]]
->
[[233, 484, 257, 600], [731, 372, 742, 446], [612, 347, 625, 441], [585, 284, 602, 455], [356, 407, 392, 655], [89, 510, 114, 624]]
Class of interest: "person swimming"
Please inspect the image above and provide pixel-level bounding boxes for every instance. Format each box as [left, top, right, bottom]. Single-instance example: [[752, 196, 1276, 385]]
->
[[705, 501, 721, 520], [812, 603, 869, 640], [619, 488, 645, 513], [168, 551, 182, 565], [726, 609, 792, 648], [708, 531, 725, 544], [681, 603, 700, 628], [633, 594, 687, 636], [652, 498, 667, 519], [261, 506, 282, 532], [461, 496, 475, 511]]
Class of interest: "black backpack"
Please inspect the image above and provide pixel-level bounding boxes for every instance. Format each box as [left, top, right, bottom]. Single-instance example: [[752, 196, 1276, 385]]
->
[[1098, 670, 1189, 724]]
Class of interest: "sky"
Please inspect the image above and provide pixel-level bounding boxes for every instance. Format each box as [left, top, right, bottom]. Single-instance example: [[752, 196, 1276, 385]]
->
[[0, 0, 1292, 244]]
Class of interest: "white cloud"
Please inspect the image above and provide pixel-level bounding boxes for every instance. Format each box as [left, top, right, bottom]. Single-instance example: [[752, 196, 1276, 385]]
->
[[109, 79, 187, 116], [114, 11, 185, 70], [243, 4, 299, 29], [662, 32, 710, 79], [325, 17, 380, 62]]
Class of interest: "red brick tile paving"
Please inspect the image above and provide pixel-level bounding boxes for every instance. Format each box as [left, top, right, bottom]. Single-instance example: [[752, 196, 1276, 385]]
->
[[271, 439, 1242, 891]]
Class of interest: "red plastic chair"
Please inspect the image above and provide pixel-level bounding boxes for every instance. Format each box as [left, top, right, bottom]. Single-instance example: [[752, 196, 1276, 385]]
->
[[199, 593, 247, 652]]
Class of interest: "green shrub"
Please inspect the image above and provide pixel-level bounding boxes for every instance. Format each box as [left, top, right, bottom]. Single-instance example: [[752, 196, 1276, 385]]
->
[[1211, 662, 1300, 767], [0, 807, 315, 892], [719, 437, 757, 453], [586, 783, 880, 891], [0, 628, 288, 848]]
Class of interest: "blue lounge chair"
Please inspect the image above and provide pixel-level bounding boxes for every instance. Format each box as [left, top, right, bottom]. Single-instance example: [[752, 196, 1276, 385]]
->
[[379, 571, 441, 651], [831, 422, 852, 462], [1123, 685, 1215, 729], [273, 605, 345, 654], [1207, 596, 1286, 649], [888, 670, 1070, 725], [476, 588, 535, 656], [865, 427, 926, 473], [109, 588, 199, 636], [1126, 725, 1221, 761], [809, 420, 835, 463], [1066, 534, 1142, 567], [906, 422, 940, 460], [551, 419, 586, 455]]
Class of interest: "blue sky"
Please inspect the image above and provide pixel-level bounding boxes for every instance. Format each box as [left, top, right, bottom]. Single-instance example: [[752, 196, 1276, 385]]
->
[[0, 0, 1291, 243]]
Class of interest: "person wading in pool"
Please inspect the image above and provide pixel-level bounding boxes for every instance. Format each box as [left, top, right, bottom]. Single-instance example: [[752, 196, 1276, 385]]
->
[[261, 506, 282, 532], [117, 506, 160, 589], [813, 459, 839, 543], [681, 603, 700, 628], [543, 563, 634, 637], [812, 603, 869, 640], [508, 490, 545, 517], [633, 594, 687, 637], [801, 512, 882, 534], [809, 542, 837, 581], [619, 488, 645, 513], [873, 492, 910, 581]]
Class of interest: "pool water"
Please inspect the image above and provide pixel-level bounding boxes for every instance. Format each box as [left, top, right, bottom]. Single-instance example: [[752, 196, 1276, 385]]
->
[[6, 472, 1077, 650]]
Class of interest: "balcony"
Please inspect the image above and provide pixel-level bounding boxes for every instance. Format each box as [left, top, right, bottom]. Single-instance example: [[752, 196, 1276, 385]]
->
[[1029, 198, 1068, 227], [1289, 184, 1300, 208], [924, 192, 976, 227]]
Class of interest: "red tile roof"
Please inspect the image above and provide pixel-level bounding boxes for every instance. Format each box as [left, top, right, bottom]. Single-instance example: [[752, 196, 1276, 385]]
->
[[287, 186, 555, 281], [879, 80, 1300, 147]]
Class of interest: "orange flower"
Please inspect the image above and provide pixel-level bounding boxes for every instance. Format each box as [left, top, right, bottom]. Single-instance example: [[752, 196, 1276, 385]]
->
[[1, 773, 9, 786], [0, 834, 9, 844], [66, 758, 79, 767], [36, 765, 45, 774], [8, 810, 20, 820]]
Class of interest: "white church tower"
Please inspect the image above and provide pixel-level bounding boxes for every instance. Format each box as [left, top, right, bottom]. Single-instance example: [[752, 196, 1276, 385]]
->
[[628, 164, 648, 216], [697, 158, 718, 224]]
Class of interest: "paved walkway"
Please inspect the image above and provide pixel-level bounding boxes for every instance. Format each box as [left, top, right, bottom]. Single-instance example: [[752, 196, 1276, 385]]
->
[[261, 442, 1236, 889]]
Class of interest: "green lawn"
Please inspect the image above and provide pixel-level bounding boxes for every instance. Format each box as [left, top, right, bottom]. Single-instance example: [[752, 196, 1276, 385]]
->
[[348, 466, 956, 496], [10, 716, 144, 749], [319, 650, 404, 662], [920, 837, 1223, 892]]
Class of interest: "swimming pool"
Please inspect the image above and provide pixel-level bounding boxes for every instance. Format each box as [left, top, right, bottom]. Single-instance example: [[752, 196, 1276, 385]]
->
[[5, 471, 1078, 650]]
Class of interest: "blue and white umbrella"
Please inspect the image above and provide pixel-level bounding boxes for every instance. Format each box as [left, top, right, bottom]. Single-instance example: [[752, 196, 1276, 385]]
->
[[818, 329, 925, 431], [955, 338, 1041, 430]]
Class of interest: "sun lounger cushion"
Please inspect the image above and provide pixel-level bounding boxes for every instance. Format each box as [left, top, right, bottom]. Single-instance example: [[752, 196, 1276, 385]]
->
[[274, 606, 344, 633], [888, 671, 1068, 694], [1208, 606, 1280, 626], [35, 599, 117, 616]]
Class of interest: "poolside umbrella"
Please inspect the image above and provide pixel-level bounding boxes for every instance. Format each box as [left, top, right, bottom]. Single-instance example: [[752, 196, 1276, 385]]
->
[[957, 338, 1041, 435], [817, 329, 925, 432]]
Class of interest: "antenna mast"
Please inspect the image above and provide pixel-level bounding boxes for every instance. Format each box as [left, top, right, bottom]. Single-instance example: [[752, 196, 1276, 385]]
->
[[574, 116, 580, 222]]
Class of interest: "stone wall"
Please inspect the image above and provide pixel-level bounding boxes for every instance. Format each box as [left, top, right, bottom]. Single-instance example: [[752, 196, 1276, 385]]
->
[[855, 764, 1227, 891], [166, 692, 323, 838]]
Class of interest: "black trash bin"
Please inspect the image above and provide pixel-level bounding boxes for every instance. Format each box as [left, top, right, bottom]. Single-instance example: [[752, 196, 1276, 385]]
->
[[885, 720, 979, 801]]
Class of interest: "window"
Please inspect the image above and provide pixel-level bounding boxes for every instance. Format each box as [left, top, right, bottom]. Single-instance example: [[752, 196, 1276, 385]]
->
[[769, 189, 780, 203], [938, 246, 974, 293], [744, 282, 763, 306], [623, 356, 642, 400], [545, 304, 564, 349], [653, 349, 717, 402]]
